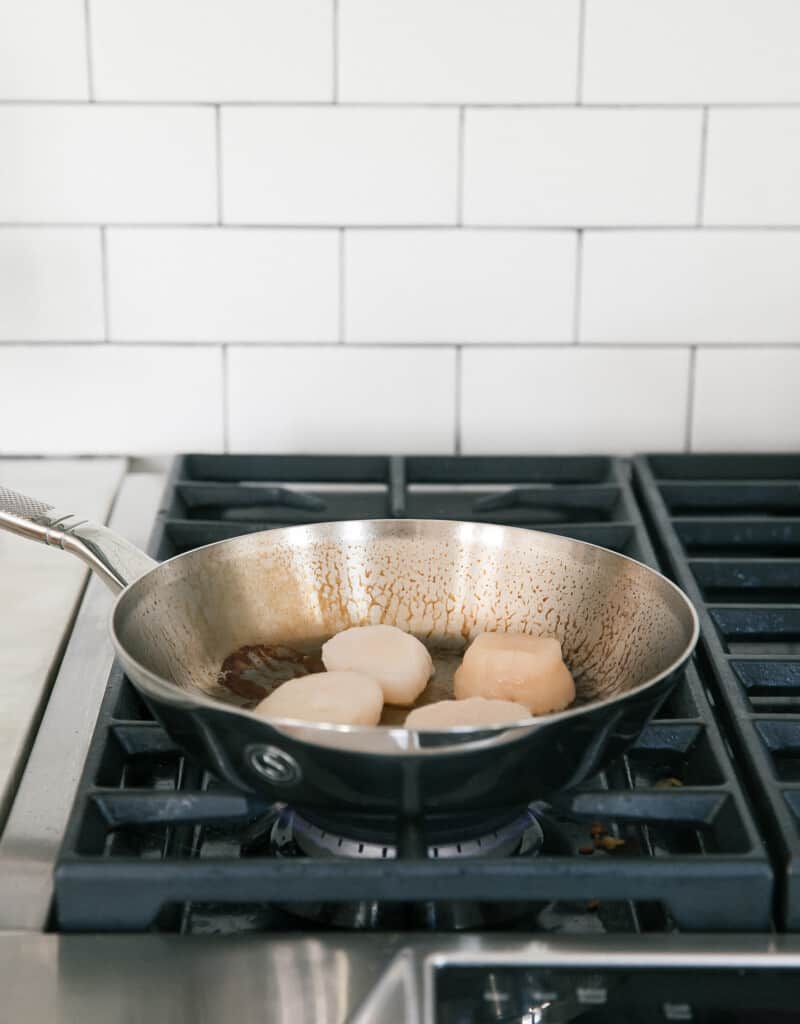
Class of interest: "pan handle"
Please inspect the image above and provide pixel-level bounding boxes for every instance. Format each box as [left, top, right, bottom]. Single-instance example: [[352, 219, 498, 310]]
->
[[0, 484, 157, 593]]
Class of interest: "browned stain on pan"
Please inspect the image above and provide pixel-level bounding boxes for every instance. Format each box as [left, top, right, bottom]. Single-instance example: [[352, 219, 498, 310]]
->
[[217, 643, 324, 707], [217, 640, 466, 723]]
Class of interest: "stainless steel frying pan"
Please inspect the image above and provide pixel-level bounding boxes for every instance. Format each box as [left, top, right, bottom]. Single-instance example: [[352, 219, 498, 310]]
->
[[0, 485, 698, 826]]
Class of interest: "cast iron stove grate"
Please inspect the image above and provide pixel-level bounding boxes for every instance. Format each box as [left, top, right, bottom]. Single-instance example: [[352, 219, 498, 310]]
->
[[635, 453, 800, 929], [54, 456, 771, 933]]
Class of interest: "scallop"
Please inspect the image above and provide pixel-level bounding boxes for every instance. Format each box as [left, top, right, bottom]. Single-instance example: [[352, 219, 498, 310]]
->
[[405, 697, 532, 730], [252, 671, 383, 726], [454, 633, 575, 715], [321, 624, 433, 706]]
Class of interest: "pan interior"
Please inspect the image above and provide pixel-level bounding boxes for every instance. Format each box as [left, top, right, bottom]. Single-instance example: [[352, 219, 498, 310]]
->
[[112, 520, 696, 721]]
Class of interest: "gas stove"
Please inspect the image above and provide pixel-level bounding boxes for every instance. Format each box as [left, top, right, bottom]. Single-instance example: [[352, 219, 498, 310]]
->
[[2, 453, 800, 1023]]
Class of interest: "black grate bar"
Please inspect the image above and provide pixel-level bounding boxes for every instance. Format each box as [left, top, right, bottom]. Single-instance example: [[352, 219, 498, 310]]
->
[[183, 454, 393, 484], [660, 481, 800, 516], [635, 453, 800, 930], [91, 791, 269, 829], [54, 855, 772, 934], [646, 454, 800, 482]]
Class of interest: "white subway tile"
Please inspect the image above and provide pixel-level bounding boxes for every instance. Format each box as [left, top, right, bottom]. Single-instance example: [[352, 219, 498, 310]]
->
[[222, 107, 458, 225], [0, 229, 103, 341], [581, 232, 800, 344], [692, 348, 800, 452], [0, 0, 87, 99], [345, 230, 575, 343], [227, 346, 456, 452], [704, 110, 800, 226], [339, 0, 579, 102], [0, 107, 216, 223], [0, 346, 223, 454], [460, 347, 689, 454], [583, 0, 800, 102], [91, 0, 332, 101], [463, 109, 701, 226], [107, 229, 338, 342]]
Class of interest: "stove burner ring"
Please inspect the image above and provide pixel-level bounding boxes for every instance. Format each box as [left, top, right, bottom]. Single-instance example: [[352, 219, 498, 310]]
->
[[268, 806, 545, 929], [272, 806, 544, 860]]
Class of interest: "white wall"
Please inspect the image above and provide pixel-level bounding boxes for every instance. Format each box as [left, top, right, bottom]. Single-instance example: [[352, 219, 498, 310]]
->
[[1, 0, 799, 455]]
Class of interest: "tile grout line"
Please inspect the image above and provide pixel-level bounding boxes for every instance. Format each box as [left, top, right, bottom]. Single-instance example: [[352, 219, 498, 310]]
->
[[4, 99, 800, 109], [99, 226, 110, 341], [454, 346, 462, 455], [456, 107, 466, 224], [3, 340, 799, 351], [576, 0, 587, 103], [696, 107, 710, 225], [332, 0, 339, 102], [221, 344, 230, 452], [215, 106, 224, 224], [6, 223, 800, 232], [572, 230, 583, 343], [83, 0, 95, 101], [684, 346, 698, 451], [338, 229, 346, 342]]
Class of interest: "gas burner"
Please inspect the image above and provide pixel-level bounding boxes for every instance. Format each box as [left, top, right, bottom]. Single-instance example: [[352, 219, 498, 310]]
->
[[266, 806, 543, 930], [271, 805, 544, 861]]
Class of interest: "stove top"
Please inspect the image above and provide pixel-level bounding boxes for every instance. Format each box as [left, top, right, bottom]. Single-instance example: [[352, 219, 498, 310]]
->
[[52, 455, 773, 936]]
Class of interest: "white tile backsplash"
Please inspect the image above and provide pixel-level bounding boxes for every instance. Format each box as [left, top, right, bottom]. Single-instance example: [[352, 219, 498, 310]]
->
[[460, 347, 690, 454], [692, 348, 800, 451], [222, 107, 459, 225], [581, 232, 800, 344], [90, 0, 333, 101], [0, 106, 216, 223], [704, 109, 800, 226], [463, 109, 702, 226], [345, 230, 575, 343], [583, 0, 800, 102], [0, 2, 798, 455], [107, 229, 339, 342], [0, 346, 223, 454], [227, 346, 456, 453], [338, 0, 579, 103], [0, 0, 87, 99], [0, 229, 103, 341]]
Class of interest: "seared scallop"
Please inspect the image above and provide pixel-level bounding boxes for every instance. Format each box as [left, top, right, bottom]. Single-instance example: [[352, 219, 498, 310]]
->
[[405, 697, 531, 730], [454, 633, 575, 714], [252, 671, 383, 726], [321, 624, 433, 706]]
